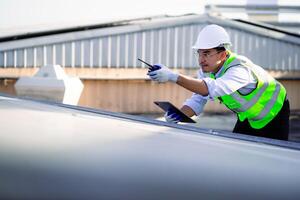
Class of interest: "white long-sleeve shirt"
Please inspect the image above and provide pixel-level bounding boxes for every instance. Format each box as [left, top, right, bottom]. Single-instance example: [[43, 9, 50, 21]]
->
[[183, 60, 257, 115]]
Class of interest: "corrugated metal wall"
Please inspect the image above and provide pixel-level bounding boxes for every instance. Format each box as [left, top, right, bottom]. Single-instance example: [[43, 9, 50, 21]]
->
[[0, 15, 299, 71], [0, 25, 200, 69]]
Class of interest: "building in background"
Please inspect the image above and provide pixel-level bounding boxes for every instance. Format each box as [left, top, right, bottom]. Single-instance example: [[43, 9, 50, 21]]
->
[[0, 13, 299, 113], [205, 0, 300, 34]]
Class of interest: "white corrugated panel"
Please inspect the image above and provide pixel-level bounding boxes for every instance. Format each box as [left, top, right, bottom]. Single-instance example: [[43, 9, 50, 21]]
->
[[0, 14, 299, 71]]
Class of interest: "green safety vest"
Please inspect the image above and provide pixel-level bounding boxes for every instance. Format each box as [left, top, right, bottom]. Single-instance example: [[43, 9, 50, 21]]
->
[[208, 53, 286, 129]]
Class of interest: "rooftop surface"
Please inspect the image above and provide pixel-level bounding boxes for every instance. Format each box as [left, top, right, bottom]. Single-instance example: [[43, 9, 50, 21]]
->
[[1, 94, 300, 199]]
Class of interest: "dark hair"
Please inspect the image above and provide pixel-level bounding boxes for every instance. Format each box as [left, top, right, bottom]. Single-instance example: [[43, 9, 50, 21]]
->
[[214, 46, 226, 52]]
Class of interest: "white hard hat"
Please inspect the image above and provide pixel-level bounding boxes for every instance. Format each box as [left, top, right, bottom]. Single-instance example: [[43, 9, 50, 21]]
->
[[192, 24, 231, 50]]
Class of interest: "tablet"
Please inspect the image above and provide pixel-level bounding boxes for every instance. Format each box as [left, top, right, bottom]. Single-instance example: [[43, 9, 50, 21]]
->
[[154, 101, 196, 123]]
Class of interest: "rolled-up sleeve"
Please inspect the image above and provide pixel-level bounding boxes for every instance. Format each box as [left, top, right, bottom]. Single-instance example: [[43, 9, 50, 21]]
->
[[202, 66, 253, 99], [183, 93, 207, 115], [182, 63, 255, 115]]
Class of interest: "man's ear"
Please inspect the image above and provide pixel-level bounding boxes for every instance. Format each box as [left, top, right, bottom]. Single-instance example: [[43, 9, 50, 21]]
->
[[221, 51, 227, 60]]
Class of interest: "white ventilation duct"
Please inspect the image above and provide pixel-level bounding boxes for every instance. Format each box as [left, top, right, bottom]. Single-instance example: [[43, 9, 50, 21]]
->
[[14, 65, 84, 105]]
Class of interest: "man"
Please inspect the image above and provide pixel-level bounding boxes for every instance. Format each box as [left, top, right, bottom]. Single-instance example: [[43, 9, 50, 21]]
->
[[147, 24, 290, 140]]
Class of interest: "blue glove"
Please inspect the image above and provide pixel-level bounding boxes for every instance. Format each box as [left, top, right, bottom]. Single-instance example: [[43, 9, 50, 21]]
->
[[164, 110, 182, 123], [147, 64, 179, 83], [148, 64, 161, 73]]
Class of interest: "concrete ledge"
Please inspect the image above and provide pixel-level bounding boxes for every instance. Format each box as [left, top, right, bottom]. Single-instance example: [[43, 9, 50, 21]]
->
[[1, 68, 299, 80], [0, 67, 199, 80]]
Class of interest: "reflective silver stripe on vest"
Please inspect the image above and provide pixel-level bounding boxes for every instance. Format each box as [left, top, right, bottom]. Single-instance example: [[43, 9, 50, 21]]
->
[[222, 58, 248, 107], [252, 82, 281, 121], [234, 82, 269, 112], [230, 93, 247, 105]]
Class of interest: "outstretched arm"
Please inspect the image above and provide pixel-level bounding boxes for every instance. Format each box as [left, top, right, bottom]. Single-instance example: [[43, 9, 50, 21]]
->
[[176, 74, 209, 96], [148, 64, 209, 96]]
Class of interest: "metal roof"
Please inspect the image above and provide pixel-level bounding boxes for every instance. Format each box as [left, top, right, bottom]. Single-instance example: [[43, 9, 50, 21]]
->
[[0, 14, 299, 71], [1, 94, 300, 199], [0, 15, 164, 42], [1, 14, 300, 48]]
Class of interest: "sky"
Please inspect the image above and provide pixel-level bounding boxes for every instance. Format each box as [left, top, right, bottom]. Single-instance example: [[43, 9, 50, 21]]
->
[[0, 0, 204, 29]]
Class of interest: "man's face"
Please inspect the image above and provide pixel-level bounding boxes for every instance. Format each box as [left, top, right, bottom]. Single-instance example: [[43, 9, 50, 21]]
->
[[196, 49, 225, 73]]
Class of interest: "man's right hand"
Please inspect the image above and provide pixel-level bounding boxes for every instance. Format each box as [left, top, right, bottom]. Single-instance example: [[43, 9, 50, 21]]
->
[[164, 110, 182, 123], [147, 64, 179, 83]]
